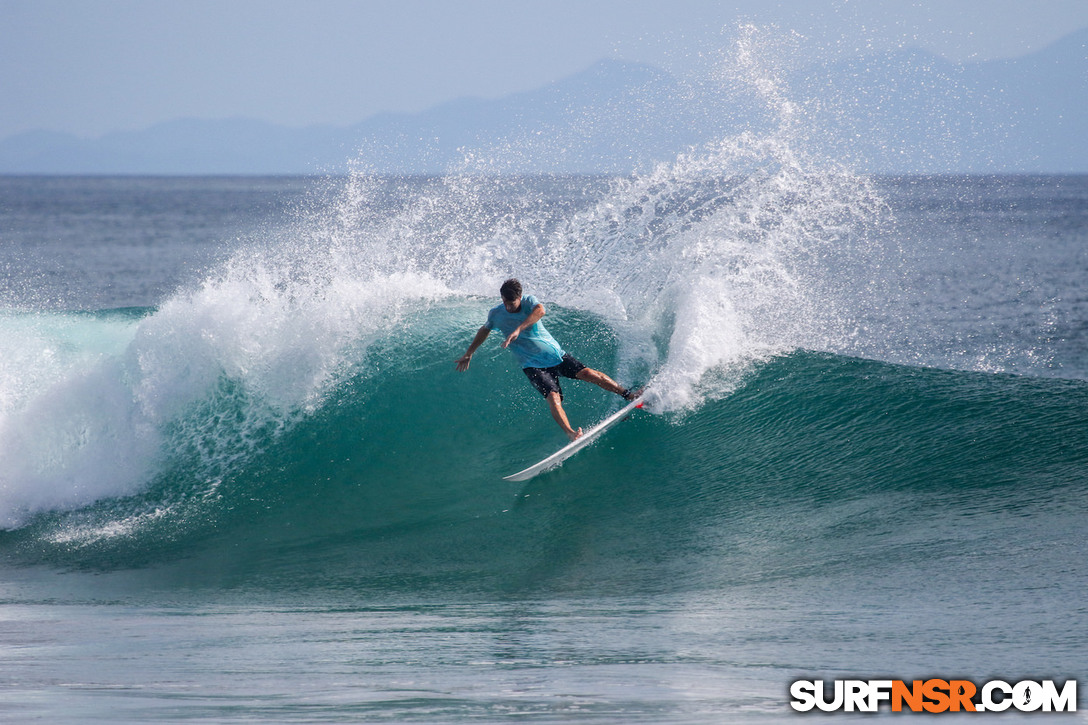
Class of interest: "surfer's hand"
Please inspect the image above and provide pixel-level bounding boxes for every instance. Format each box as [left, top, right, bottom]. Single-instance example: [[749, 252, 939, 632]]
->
[[455, 354, 472, 372], [501, 330, 520, 348]]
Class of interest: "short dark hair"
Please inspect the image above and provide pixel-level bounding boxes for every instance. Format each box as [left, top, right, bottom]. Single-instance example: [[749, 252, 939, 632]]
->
[[500, 278, 522, 301]]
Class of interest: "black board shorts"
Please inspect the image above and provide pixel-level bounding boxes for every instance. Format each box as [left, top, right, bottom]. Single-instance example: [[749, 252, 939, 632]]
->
[[523, 354, 587, 400]]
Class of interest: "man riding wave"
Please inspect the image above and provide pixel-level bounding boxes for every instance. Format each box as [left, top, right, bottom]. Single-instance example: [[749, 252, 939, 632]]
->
[[455, 278, 637, 441]]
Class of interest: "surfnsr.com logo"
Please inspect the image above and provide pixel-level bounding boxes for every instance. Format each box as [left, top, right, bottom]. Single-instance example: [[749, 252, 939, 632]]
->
[[790, 679, 1078, 713]]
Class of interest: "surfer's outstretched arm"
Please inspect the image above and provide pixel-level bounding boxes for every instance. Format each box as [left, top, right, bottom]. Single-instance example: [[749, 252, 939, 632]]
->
[[455, 326, 491, 372]]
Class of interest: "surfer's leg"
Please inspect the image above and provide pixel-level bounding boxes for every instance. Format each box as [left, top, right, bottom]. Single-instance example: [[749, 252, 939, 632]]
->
[[546, 392, 582, 441], [575, 367, 635, 399], [557, 354, 635, 400]]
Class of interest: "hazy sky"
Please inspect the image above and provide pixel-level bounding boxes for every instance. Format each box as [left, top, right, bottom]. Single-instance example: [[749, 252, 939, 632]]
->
[[2, 0, 1086, 139]]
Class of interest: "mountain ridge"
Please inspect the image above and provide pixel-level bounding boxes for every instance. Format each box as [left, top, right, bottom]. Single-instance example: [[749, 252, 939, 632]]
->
[[2, 31, 1085, 175]]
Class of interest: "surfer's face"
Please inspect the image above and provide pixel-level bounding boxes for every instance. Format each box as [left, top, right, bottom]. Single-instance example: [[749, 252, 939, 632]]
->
[[502, 296, 521, 313]]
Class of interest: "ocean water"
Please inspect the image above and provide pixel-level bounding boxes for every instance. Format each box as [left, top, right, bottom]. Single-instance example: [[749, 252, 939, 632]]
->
[[2, 148, 1087, 720]]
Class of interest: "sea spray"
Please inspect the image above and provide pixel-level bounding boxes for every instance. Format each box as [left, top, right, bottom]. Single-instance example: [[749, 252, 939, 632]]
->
[[335, 36, 883, 410], [533, 133, 883, 412]]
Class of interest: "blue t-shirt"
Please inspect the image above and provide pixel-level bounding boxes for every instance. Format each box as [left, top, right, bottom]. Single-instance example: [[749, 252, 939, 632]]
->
[[485, 294, 565, 369]]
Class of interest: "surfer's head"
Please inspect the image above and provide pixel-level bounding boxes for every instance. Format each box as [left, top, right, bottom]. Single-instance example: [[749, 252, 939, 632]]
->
[[500, 278, 522, 312], [500, 278, 521, 301]]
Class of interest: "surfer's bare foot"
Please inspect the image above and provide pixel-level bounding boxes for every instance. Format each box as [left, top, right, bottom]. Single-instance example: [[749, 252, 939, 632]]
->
[[567, 427, 583, 442], [623, 386, 645, 401]]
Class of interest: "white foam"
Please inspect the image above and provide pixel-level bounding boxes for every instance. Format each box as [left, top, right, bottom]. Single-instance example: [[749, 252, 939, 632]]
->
[[0, 242, 453, 529]]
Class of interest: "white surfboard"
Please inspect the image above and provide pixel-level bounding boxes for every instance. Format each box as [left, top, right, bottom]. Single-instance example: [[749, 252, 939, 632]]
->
[[502, 396, 645, 481]]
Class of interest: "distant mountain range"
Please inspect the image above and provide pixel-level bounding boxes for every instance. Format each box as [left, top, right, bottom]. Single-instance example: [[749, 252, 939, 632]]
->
[[2, 29, 1085, 175]]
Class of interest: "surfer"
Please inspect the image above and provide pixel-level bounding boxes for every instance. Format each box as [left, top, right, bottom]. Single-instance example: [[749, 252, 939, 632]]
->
[[455, 278, 638, 441]]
